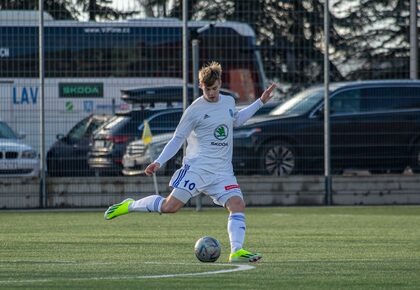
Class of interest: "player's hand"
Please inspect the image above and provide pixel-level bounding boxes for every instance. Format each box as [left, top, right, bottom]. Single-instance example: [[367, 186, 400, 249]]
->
[[260, 83, 277, 104], [145, 162, 160, 176]]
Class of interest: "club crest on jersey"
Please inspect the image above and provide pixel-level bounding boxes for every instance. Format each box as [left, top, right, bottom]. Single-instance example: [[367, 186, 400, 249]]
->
[[214, 124, 228, 140], [229, 109, 234, 117]]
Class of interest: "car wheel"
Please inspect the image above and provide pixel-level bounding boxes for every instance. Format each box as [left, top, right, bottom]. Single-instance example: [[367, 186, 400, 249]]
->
[[261, 141, 296, 176], [411, 142, 420, 173]]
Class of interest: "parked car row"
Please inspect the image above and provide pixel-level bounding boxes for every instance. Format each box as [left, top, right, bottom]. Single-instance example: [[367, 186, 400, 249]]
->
[[46, 80, 420, 177], [122, 80, 420, 176], [87, 108, 183, 175], [46, 85, 241, 176]]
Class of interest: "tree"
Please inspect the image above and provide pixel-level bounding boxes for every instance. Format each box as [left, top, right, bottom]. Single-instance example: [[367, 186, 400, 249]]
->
[[138, 0, 169, 17], [0, 0, 138, 21], [333, 0, 411, 80], [170, 0, 345, 93], [75, 0, 137, 21], [0, 0, 77, 20]]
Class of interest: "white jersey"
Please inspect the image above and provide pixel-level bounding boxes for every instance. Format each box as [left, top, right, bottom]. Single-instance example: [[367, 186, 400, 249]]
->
[[155, 94, 263, 175], [177, 94, 237, 174]]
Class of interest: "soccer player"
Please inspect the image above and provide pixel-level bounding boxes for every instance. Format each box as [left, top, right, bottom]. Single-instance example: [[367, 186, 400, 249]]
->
[[105, 62, 276, 263]]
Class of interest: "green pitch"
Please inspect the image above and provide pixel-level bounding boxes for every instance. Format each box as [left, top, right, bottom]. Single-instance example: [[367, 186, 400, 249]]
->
[[0, 206, 419, 289]]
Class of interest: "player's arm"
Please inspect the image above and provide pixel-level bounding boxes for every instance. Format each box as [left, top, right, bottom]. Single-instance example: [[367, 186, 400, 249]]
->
[[145, 107, 197, 176], [233, 83, 277, 128]]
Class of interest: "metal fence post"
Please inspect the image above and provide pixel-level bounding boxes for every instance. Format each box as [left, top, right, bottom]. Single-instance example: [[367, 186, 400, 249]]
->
[[39, 0, 47, 208], [410, 0, 418, 79], [192, 38, 202, 211], [324, 0, 332, 205]]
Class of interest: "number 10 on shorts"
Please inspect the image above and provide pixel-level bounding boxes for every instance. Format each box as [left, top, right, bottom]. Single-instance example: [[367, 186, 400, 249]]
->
[[183, 180, 196, 191]]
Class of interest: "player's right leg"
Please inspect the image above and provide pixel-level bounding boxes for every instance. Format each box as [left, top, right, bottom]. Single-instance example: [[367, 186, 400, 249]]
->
[[104, 195, 164, 220], [105, 165, 196, 220]]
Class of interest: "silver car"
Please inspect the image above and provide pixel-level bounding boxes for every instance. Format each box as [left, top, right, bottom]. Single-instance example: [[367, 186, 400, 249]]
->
[[122, 133, 182, 176], [0, 121, 39, 177]]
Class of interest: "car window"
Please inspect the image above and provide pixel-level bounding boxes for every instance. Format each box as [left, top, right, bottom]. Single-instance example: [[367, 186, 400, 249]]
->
[[0, 122, 18, 139], [103, 115, 129, 130], [330, 89, 361, 114], [67, 117, 90, 140], [86, 118, 108, 136], [361, 87, 420, 112], [148, 111, 182, 129], [270, 88, 324, 116]]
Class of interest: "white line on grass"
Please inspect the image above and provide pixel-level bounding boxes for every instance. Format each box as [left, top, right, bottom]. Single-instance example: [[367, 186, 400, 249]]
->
[[0, 262, 255, 284]]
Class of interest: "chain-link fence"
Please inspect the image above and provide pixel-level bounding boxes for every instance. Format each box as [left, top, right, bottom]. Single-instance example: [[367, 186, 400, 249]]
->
[[0, 0, 419, 207]]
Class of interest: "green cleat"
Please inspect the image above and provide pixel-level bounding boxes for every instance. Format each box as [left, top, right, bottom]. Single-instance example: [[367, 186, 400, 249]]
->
[[104, 198, 134, 220], [229, 249, 262, 263]]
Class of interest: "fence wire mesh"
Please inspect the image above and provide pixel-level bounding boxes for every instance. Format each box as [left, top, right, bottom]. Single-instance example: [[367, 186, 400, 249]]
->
[[0, 0, 419, 206]]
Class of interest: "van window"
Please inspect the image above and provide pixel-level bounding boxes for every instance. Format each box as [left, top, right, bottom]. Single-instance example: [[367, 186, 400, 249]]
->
[[360, 87, 420, 112]]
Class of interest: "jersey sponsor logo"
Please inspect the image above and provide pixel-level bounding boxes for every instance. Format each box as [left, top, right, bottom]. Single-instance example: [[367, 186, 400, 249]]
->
[[225, 184, 240, 190], [211, 141, 228, 146], [214, 124, 228, 140]]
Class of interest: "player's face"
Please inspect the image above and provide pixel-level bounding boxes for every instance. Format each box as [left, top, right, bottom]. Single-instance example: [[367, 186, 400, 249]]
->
[[201, 80, 221, 103]]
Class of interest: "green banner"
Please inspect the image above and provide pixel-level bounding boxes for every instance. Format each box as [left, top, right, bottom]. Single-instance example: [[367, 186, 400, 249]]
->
[[59, 83, 103, 98]]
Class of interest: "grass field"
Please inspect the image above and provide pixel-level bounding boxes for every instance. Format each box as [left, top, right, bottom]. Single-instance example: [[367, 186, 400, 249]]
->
[[0, 206, 419, 289]]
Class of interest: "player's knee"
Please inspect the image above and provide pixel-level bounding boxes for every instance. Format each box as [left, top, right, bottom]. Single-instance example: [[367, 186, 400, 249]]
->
[[160, 200, 181, 213], [226, 196, 245, 213]]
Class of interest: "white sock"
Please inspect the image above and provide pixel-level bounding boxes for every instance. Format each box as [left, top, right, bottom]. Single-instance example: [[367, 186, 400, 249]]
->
[[227, 212, 246, 253], [128, 195, 164, 213]]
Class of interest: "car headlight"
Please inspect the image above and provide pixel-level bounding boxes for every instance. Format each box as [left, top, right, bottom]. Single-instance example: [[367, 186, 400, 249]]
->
[[233, 128, 261, 138], [22, 150, 37, 159]]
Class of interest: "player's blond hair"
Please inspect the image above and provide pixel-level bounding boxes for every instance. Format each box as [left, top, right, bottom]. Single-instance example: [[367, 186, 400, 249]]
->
[[199, 61, 222, 87]]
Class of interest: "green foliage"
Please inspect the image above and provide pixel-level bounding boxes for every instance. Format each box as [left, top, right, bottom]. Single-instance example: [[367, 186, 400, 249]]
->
[[0, 207, 419, 289]]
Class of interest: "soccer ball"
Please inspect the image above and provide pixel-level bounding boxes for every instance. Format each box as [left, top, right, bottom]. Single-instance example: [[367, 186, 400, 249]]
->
[[194, 236, 221, 263]]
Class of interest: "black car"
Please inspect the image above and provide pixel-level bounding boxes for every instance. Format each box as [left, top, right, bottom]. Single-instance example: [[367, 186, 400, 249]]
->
[[233, 80, 420, 176], [88, 108, 183, 175], [47, 114, 111, 176]]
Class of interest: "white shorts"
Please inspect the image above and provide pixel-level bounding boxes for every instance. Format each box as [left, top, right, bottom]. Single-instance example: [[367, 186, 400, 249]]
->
[[169, 164, 243, 207]]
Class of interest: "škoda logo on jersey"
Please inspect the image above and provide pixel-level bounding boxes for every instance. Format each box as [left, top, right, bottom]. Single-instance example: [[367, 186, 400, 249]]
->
[[214, 124, 228, 140]]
